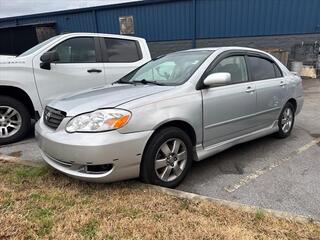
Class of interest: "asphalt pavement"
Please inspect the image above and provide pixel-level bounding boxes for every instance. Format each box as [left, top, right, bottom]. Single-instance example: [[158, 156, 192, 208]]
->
[[178, 79, 320, 219]]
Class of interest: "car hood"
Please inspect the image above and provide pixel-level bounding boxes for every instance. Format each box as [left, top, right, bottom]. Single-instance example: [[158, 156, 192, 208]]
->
[[0, 56, 27, 66], [48, 83, 173, 116], [0, 55, 16, 62]]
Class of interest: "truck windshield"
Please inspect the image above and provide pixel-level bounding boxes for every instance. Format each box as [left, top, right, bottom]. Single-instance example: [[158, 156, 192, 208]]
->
[[118, 50, 213, 86], [18, 35, 60, 57]]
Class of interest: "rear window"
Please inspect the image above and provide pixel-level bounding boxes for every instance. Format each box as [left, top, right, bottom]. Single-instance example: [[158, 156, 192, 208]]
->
[[248, 56, 278, 81], [105, 38, 141, 63]]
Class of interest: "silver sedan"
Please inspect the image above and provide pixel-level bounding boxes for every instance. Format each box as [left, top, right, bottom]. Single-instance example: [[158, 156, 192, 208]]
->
[[35, 47, 303, 188]]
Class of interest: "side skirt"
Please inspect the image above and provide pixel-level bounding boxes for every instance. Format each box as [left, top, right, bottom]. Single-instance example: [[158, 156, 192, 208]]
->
[[195, 121, 279, 161]]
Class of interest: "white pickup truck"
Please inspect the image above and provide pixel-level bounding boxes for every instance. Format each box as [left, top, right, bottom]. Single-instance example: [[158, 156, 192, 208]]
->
[[0, 33, 151, 144]]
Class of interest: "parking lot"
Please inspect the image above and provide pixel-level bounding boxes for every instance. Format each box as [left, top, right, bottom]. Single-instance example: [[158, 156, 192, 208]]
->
[[1, 79, 319, 219], [179, 79, 320, 219]]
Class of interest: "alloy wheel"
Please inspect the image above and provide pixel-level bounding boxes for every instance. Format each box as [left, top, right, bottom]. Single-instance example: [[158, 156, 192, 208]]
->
[[0, 106, 22, 138], [154, 138, 187, 182], [281, 107, 293, 134]]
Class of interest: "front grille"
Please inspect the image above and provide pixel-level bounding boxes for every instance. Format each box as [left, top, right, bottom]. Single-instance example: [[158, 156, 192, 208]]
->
[[43, 106, 66, 130]]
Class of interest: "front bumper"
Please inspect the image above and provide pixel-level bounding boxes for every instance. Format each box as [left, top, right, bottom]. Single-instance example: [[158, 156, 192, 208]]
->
[[35, 118, 153, 183]]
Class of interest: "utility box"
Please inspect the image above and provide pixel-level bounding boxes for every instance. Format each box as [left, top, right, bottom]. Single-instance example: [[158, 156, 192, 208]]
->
[[0, 23, 56, 56]]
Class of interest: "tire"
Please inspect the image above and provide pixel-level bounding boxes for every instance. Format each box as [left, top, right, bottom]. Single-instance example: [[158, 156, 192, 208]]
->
[[140, 127, 193, 188], [275, 102, 295, 138], [0, 96, 31, 145]]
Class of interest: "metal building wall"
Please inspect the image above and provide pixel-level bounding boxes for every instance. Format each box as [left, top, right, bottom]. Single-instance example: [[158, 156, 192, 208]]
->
[[6, 11, 97, 33], [196, 0, 320, 38], [95, 0, 192, 41], [0, 0, 320, 41]]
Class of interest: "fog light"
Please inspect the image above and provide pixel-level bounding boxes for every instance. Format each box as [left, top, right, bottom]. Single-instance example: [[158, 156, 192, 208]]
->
[[86, 164, 113, 173]]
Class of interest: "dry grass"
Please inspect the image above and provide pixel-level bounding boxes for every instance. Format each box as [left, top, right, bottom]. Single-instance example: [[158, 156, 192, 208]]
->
[[0, 160, 319, 240]]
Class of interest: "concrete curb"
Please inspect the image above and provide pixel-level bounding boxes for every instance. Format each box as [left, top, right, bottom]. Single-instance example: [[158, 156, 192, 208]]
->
[[149, 185, 320, 224], [0, 153, 43, 167], [0, 138, 35, 149]]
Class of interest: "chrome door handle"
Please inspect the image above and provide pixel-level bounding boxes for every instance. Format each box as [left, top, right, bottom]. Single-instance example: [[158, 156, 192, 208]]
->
[[280, 81, 287, 87], [245, 86, 255, 93]]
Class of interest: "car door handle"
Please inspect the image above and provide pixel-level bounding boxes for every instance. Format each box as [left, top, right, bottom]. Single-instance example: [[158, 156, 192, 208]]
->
[[245, 86, 255, 93], [87, 69, 102, 73], [280, 81, 287, 87]]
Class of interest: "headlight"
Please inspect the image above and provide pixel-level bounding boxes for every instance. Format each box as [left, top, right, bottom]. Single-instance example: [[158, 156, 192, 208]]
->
[[66, 109, 131, 133]]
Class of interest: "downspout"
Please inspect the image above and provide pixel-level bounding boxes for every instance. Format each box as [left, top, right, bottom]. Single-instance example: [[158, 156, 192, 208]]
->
[[192, 0, 196, 48]]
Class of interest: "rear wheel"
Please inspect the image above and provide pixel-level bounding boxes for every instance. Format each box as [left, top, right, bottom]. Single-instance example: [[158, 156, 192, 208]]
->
[[140, 127, 193, 188], [0, 96, 31, 145], [275, 102, 295, 138]]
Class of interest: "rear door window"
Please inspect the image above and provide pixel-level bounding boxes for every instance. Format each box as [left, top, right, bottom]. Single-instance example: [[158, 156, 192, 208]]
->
[[247, 56, 279, 81], [274, 63, 283, 78], [104, 38, 141, 63]]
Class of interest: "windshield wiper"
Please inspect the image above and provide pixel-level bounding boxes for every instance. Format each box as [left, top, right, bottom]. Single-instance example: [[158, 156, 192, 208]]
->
[[114, 79, 134, 84], [132, 79, 164, 86]]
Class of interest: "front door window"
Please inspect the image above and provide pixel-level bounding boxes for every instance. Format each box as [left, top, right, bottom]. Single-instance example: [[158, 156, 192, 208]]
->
[[210, 56, 248, 84], [52, 37, 97, 63]]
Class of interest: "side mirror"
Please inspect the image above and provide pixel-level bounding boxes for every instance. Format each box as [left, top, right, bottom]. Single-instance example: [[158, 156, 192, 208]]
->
[[40, 51, 59, 70], [203, 72, 231, 87]]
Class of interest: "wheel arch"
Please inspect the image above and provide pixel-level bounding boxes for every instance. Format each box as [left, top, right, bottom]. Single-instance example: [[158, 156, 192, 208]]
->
[[149, 120, 197, 147], [0, 86, 37, 119], [139, 119, 196, 185], [287, 98, 297, 113]]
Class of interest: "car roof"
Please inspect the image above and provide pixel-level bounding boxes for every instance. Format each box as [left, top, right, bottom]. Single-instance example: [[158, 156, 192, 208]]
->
[[180, 46, 269, 54]]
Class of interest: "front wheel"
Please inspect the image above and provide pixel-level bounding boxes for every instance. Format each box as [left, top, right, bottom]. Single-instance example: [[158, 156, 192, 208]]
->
[[0, 96, 31, 145], [275, 102, 295, 138], [140, 127, 193, 188]]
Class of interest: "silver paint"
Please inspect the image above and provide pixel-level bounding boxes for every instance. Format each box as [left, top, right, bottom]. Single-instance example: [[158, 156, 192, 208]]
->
[[35, 47, 304, 183]]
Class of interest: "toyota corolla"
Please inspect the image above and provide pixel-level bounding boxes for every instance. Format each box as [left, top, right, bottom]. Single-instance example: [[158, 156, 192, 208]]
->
[[35, 47, 303, 188]]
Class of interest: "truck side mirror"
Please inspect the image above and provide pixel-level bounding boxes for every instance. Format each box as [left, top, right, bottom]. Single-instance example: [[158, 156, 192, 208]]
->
[[40, 51, 59, 70]]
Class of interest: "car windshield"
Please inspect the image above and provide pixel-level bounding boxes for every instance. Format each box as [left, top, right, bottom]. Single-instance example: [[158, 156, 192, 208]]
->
[[118, 50, 213, 86], [18, 35, 60, 57]]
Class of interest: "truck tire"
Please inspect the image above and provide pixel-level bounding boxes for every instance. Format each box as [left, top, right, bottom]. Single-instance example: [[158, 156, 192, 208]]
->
[[0, 96, 31, 145]]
